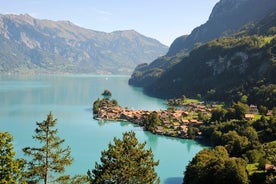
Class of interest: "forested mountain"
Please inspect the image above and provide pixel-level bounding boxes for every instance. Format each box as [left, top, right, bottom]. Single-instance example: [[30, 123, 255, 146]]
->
[[144, 9, 276, 107], [0, 14, 168, 74], [129, 0, 276, 88], [146, 34, 276, 108]]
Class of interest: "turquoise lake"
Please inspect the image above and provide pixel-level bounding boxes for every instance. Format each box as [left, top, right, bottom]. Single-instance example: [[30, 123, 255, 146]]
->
[[0, 75, 204, 184]]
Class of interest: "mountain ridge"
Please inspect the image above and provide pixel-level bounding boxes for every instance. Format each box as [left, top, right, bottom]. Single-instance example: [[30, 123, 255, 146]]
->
[[168, 0, 276, 56], [129, 0, 276, 87], [0, 14, 168, 74]]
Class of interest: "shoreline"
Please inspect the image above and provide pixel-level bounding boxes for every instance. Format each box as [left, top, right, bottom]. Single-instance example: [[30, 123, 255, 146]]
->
[[93, 98, 214, 139]]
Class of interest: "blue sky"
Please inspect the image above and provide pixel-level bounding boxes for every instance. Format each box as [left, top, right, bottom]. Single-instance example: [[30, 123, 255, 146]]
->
[[0, 0, 219, 46]]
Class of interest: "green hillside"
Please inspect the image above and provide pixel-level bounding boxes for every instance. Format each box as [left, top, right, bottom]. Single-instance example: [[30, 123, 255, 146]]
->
[[145, 34, 276, 108], [129, 0, 276, 89]]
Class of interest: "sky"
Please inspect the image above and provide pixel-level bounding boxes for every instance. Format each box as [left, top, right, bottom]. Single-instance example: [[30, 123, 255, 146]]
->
[[0, 0, 219, 46]]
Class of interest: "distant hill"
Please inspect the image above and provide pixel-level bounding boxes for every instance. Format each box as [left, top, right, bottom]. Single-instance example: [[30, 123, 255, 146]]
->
[[129, 0, 276, 87], [0, 14, 168, 74]]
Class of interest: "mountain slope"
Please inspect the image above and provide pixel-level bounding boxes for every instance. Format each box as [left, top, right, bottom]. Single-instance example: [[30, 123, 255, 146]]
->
[[129, 0, 276, 87], [145, 14, 276, 107], [168, 0, 276, 56], [0, 14, 168, 74]]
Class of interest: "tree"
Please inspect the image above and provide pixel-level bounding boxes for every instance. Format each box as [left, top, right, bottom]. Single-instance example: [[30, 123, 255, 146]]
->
[[143, 112, 161, 132], [23, 112, 73, 184], [93, 98, 102, 114], [101, 89, 112, 99], [0, 132, 26, 184], [232, 102, 249, 120], [222, 130, 249, 156], [188, 127, 198, 139], [88, 131, 160, 184], [240, 95, 248, 104], [210, 108, 227, 122], [184, 146, 249, 184], [258, 105, 268, 115]]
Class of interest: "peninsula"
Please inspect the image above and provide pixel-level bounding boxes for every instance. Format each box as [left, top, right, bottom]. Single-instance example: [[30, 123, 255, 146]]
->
[[93, 97, 217, 139]]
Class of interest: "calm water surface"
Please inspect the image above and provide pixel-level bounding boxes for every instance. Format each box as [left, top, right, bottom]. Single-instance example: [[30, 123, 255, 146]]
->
[[0, 75, 204, 184]]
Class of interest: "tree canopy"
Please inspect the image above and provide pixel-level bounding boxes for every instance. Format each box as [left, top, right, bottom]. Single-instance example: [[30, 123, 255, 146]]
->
[[101, 89, 112, 99], [22, 112, 73, 184], [88, 131, 160, 184], [143, 111, 161, 132], [184, 146, 249, 184], [0, 132, 26, 184]]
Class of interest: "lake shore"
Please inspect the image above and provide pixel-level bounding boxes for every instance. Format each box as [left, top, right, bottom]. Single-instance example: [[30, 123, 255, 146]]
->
[[93, 98, 214, 139]]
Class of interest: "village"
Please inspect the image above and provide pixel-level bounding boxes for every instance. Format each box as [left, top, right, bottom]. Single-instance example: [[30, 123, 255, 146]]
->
[[93, 98, 219, 139]]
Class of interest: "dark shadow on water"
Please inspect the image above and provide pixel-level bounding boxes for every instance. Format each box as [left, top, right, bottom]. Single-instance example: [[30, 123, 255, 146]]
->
[[164, 177, 183, 184]]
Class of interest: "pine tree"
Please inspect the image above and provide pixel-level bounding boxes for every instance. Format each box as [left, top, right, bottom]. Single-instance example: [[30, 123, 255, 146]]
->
[[0, 132, 26, 184], [23, 112, 73, 184], [88, 131, 160, 184]]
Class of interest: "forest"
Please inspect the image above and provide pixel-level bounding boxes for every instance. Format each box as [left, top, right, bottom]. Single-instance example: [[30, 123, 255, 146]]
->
[[184, 101, 276, 184]]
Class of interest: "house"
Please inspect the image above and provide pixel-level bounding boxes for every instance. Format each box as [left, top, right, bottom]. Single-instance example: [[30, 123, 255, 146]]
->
[[182, 119, 189, 124], [265, 164, 276, 171], [267, 110, 273, 116], [249, 105, 259, 114], [245, 114, 254, 120]]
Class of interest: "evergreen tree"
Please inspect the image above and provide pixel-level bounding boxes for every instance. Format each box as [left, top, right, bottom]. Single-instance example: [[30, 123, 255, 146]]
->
[[88, 131, 160, 184], [0, 132, 26, 184], [101, 89, 112, 99], [23, 112, 73, 184]]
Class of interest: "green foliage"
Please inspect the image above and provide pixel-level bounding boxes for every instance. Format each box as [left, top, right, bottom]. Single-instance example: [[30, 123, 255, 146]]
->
[[55, 175, 89, 184], [222, 131, 249, 156], [258, 157, 269, 170], [143, 112, 161, 132], [210, 108, 227, 122], [93, 98, 118, 114], [259, 105, 268, 115], [201, 118, 264, 156], [129, 50, 188, 87], [251, 84, 276, 109], [93, 99, 101, 114], [144, 34, 276, 108], [187, 127, 199, 139], [166, 96, 200, 106], [253, 115, 276, 142], [101, 89, 112, 99], [210, 102, 249, 122], [0, 132, 26, 184], [88, 131, 160, 184], [264, 141, 276, 166], [265, 173, 276, 184], [246, 149, 265, 164], [184, 146, 249, 184], [22, 112, 73, 184], [199, 103, 276, 184]]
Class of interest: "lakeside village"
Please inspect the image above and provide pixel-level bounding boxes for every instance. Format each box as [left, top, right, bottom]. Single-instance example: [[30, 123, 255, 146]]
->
[[93, 92, 261, 139]]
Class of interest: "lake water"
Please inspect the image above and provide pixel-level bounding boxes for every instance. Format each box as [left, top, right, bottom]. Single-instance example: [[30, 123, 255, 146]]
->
[[0, 75, 204, 184]]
